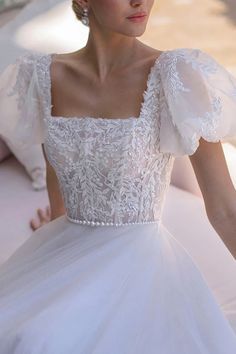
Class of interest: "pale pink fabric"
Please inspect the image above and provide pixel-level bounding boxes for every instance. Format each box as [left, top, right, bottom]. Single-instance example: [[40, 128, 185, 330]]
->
[[0, 137, 11, 161]]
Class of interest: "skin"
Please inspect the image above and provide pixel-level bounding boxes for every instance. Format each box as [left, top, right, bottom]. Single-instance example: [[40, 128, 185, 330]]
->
[[30, 0, 236, 259]]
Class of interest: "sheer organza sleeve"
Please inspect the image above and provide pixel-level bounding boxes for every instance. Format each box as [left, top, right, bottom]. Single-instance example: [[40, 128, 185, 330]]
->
[[159, 48, 236, 157], [0, 52, 46, 149]]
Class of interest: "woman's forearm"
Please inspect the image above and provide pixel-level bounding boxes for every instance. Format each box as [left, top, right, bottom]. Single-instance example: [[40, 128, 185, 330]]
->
[[50, 206, 66, 221], [208, 202, 236, 260], [46, 179, 66, 221]]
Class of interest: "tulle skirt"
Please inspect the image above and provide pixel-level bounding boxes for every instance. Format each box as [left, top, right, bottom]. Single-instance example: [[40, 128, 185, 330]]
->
[[0, 215, 236, 354]]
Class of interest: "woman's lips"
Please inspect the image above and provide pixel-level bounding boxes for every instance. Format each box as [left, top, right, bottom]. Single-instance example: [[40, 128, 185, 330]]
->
[[127, 15, 147, 22]]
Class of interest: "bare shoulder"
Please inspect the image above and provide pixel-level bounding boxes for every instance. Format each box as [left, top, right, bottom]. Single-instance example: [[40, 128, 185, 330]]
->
[[143, 47, 164, 58], [124, 45, 164, 72], [50, 50, 84, 83], [136, 42, 164, 62]]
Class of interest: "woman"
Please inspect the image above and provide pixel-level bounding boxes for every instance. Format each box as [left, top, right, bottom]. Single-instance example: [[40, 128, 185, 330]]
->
[[1, 0, 236, 352]]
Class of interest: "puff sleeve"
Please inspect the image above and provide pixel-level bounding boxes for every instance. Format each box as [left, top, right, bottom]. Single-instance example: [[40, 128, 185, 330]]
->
[[0, 52, 46, 149], [159, 48, 236, 157]]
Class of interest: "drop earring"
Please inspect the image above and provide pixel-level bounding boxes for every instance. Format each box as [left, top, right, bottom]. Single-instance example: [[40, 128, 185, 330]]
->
[[81, 7, 89, 26]]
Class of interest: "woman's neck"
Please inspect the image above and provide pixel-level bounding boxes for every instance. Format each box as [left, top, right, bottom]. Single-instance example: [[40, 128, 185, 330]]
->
[[77, 37, 145, 80]]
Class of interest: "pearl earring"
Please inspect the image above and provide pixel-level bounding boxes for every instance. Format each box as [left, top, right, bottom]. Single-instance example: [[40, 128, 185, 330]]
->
[[81, 7, 89, 26]]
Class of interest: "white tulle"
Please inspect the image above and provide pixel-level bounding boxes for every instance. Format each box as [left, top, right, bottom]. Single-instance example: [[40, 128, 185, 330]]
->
[[1, 218, 236, 354]]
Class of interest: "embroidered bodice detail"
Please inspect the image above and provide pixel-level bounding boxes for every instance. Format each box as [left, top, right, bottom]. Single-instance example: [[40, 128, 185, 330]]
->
[[36, 54, 174, 225]]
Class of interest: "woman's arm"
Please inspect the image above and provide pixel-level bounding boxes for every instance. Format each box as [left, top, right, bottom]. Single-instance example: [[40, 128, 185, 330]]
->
[[42, 145, 66, 221], [30, 145, 66, 231], [171, 156, 202, 198], [189, 138, 236, 259]]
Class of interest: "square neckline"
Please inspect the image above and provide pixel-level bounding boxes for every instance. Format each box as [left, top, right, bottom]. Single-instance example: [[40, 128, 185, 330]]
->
[[47, 50, 166, 122]]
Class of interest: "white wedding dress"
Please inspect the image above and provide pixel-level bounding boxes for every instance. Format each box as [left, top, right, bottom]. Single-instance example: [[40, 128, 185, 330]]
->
[[1, 47, 236, 353]]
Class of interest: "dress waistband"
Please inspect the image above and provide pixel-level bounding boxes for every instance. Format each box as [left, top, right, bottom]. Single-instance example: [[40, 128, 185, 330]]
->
[[66, 215, 161, 227]]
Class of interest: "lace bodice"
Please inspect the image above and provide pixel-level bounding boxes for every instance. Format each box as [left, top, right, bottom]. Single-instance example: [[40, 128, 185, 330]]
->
[[40, 54, 174, 226], [1, 48, 236, 226]]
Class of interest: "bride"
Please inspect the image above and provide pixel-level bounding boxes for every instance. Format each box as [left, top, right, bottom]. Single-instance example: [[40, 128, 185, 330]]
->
[[1, 0, 236, 352]]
